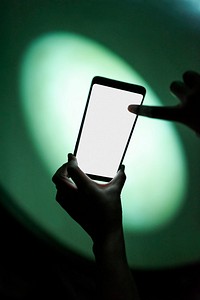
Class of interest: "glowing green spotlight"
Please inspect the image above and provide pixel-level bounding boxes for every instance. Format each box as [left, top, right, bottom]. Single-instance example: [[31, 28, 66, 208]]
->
[[20, 32, 187, 235]]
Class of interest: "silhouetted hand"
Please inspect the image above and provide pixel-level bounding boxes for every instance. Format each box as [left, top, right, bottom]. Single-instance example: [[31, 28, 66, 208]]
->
[[128, 70, 200, 136], [52, 153, 126, 243], [52, 155, 140, 299]]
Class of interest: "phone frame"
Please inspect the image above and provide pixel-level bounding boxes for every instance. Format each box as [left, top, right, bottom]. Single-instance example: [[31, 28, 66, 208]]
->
[[74, 76, 146, 182]]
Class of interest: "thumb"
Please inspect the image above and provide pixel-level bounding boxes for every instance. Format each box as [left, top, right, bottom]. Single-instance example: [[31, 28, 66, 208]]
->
[[110, 165, 126, 191], [67, 153, 93, 189]]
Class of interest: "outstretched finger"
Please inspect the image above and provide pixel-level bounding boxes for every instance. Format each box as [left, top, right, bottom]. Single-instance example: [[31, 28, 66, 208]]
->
[[128, 104, 181, 122]]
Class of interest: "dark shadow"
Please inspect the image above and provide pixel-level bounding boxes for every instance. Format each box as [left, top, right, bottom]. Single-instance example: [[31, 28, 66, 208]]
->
[[0, 184, 200, 300]]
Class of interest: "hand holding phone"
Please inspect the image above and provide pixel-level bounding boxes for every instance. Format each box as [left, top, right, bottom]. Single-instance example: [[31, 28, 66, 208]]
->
[[74, 76, 146, 182]]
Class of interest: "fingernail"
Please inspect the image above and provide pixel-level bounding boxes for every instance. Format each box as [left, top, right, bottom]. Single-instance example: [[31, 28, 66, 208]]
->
[[68, 153, 73, 161], [128, 105, 139, 113], [120, 164, 125, 171]]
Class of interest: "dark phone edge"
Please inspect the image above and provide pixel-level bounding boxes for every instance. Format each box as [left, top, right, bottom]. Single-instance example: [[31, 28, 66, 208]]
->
[[86, 173, 112, 182], [74, 78, 94, 155], [92, 76, 146, 95], [117, 94, 145, 171]]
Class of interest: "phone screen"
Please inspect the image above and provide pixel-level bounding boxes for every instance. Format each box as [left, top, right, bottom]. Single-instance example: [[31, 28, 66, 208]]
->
[[74, 76, 145, 181]]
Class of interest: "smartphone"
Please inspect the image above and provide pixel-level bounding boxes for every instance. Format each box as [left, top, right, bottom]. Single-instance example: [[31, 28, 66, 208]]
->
[[74, 76, 146, 182]]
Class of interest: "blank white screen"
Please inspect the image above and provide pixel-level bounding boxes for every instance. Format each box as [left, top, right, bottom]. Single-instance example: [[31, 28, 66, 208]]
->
[[76, 83, 143, 179]]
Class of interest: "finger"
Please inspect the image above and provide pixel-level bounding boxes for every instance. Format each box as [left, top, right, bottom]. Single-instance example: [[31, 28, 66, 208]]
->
[[170, 81, 189, 102], [109, 165, 126, 191], [68, 153, 77, 164], [52, 163, 76, 190], [128, 104, 142, 115], [52, 163, 68, 185], [129, 104, 156, 117], [67, 154, 93, 189], [129, 104, 181, 122], [183, 70, 200, 88]]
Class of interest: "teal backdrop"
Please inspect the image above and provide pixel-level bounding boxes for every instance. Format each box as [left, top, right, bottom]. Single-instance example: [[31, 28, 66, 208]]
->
[[1, 0, 200, 269]]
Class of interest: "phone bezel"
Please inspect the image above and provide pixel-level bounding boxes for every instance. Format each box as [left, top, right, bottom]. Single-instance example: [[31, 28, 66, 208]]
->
[[74, 76, 146, 182]]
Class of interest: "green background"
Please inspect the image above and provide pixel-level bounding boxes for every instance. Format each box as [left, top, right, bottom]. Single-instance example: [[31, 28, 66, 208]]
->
[[1, 0, 200, 269]]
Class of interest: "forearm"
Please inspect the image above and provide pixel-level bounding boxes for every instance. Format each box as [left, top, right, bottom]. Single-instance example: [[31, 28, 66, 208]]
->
[[93, 228, 140, 300]]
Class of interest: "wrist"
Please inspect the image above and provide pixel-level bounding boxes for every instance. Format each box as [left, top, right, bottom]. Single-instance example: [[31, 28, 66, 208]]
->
[[92, 226, 140, 300], [92, 226, 126, 260]]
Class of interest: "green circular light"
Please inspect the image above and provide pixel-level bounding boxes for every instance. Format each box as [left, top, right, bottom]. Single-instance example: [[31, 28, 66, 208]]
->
[[20, 32, 187, 236]]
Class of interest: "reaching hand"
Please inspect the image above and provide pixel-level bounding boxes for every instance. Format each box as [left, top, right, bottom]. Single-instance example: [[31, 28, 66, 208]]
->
[[52, 154, 126, 243], [128, 70, 200, 136]]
